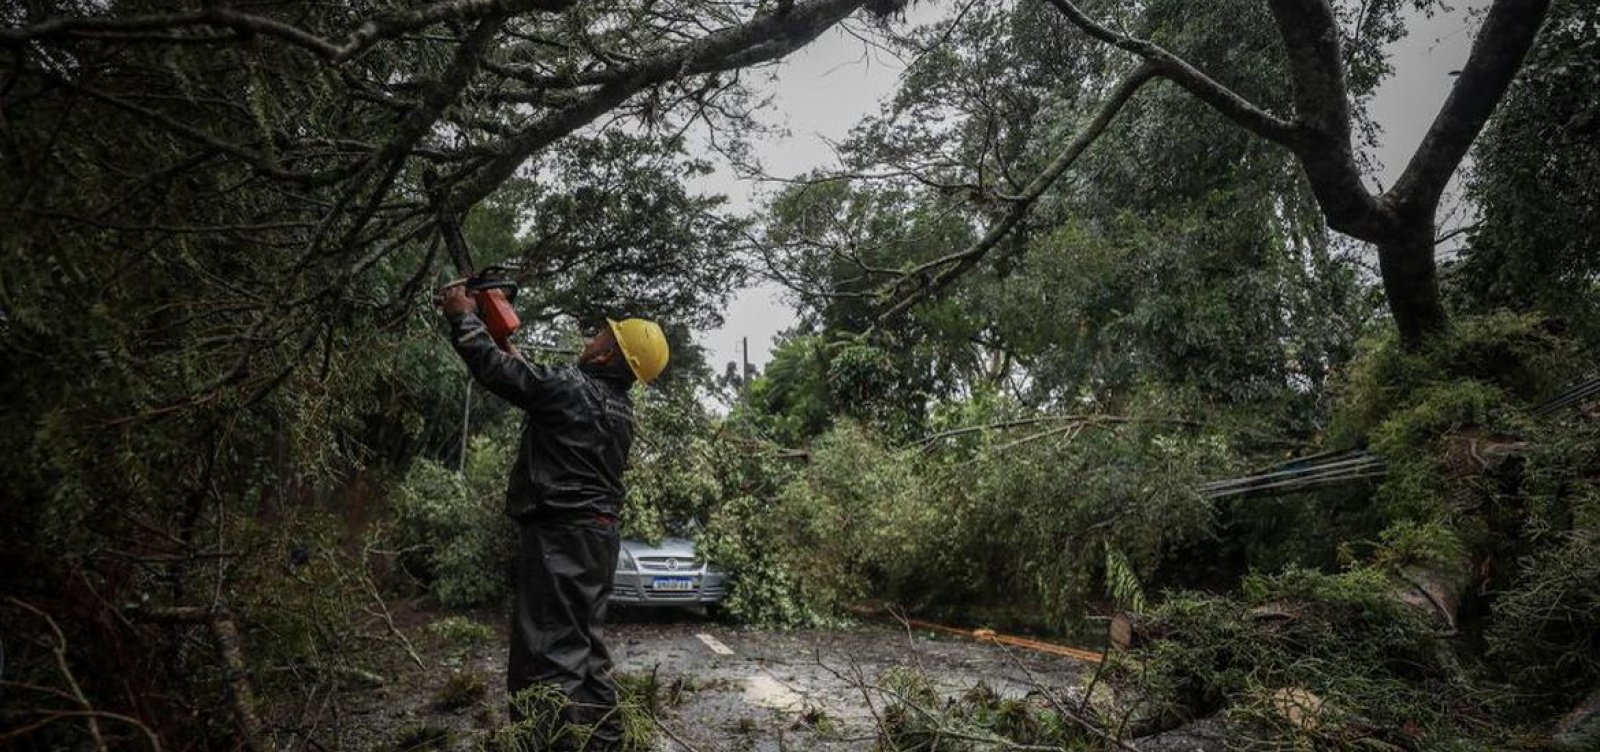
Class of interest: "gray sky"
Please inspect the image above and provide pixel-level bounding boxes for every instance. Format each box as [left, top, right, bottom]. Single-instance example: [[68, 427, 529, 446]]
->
[[692, 1, 1492, 376], [689, 8, 938, 377]]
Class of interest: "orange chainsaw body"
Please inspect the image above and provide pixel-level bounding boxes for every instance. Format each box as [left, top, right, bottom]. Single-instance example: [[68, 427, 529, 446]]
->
[[474, 288, 521, 350]]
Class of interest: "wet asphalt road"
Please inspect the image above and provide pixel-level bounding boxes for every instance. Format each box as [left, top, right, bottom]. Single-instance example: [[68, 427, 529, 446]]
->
[[604, 613, 1089, 751], [333, 610, 1091, 751]]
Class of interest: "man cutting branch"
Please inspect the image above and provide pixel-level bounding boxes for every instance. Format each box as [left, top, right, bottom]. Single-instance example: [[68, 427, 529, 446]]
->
[[439, 284, 669, 747]]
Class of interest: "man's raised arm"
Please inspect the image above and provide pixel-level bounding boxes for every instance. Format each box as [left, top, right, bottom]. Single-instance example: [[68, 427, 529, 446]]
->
[[441, 285, 559, 411]]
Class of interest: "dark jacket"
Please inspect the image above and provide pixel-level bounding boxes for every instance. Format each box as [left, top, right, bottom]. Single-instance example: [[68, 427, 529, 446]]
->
[[447, 312, 635, 521]]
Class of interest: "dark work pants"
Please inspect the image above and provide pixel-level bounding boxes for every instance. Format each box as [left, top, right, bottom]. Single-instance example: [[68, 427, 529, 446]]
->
[[509, 518, 622, 748]]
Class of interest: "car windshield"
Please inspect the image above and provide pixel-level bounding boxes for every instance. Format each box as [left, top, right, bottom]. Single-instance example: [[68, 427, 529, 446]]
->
[[665, 517, 703, 539]]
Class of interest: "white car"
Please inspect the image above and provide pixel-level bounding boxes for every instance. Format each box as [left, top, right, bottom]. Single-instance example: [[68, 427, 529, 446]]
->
[[611, 537, 729, 609]]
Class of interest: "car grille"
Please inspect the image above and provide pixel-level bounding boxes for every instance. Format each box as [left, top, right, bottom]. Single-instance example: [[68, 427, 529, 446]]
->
[[635, 556, 702, 571], [611, 571, 728, 605]]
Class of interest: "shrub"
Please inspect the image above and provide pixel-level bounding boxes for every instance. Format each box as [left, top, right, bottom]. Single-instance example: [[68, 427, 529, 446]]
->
[[1330, 311, 1576, 448], [390, 434, 515, 608]]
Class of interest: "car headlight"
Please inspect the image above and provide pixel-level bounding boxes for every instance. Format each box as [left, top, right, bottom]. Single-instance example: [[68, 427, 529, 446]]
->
[[618, 550, 637, 572]]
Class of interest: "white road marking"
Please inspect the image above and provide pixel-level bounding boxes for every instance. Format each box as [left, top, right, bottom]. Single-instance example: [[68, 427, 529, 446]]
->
[[696, 632, 734, 656], [743, 673, 805, 712]]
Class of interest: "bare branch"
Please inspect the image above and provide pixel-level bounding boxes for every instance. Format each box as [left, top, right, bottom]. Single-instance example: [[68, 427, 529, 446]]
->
[[1434, 223, 1480, 247], [7, 599, 109, 751], [902, 413, 1199, 451]]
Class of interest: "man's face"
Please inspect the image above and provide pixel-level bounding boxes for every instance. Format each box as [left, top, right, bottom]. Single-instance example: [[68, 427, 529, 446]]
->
[[579, 326, 619, 366]]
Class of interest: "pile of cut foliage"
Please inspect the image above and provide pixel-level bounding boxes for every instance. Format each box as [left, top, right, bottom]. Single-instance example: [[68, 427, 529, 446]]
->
[[877, 314, 1600, 750]]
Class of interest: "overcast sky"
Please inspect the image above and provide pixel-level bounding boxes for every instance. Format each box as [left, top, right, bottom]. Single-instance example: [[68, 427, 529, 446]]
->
[[690, 1, 1492, 376]]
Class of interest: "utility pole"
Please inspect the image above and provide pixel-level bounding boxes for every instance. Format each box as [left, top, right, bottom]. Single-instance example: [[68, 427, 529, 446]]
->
[[741, 337, 751, 404], [460, 376, 471, 472]]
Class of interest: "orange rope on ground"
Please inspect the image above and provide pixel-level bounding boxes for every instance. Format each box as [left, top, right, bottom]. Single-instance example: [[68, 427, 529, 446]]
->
[[898, 616, 1105, 664]]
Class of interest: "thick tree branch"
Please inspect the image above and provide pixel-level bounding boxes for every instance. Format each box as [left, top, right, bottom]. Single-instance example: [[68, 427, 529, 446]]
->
[[318, 15, 505, 258], [1263, 0, 1355, 142], [1046, 0, 1391, 239], [492, 38, 800, 89], [1264, 0, 1390, 239], [0, 0, 575, 62], [1384, 0, 1551, 218], [876, 63, 1159, 323], [443, 0, 870, 212]]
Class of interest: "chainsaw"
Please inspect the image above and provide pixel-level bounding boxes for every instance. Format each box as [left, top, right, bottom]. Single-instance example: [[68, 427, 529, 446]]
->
[[437, 215, 521, 352]]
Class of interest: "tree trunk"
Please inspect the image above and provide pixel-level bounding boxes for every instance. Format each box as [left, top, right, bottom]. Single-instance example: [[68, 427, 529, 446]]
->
[[1376, 226, 1450, 348], [1391, 555, 1476, 633]]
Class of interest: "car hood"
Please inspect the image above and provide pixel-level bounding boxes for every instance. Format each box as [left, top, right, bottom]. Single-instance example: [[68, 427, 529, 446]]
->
[[620, 537, 697, 559]]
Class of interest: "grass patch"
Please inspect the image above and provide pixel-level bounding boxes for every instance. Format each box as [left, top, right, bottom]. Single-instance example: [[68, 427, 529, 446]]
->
[[488, 673, 660, 752], [392, 724, 453, 751], [433, 670, 489, 712], [426, 615, 497, 645]]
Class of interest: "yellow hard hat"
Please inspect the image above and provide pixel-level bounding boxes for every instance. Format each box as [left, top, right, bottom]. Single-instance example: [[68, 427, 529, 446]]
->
[[607, 317, 670, 385]]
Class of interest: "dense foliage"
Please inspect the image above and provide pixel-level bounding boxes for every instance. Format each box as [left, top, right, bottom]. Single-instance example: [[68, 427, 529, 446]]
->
[[2, 0, 1596, 749], [392, 433, 518, 608], [1454, 0, 1600, 345]]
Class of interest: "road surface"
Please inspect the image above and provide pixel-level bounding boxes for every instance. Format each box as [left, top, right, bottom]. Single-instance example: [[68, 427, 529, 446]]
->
[[335, 611, 1093, 751]]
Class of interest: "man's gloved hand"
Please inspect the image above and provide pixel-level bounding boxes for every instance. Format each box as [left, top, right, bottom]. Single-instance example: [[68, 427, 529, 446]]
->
[[439, 283, 477, 316]]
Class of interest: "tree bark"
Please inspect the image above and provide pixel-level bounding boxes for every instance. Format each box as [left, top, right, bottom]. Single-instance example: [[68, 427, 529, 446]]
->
[[1041, 0, 1555, 350], [132, 605, 267, 752], [1376, 225, 1449, 348]]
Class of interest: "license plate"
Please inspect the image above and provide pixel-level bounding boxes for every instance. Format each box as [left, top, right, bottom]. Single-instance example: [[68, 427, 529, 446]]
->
[[650, 577, 695, 592]]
